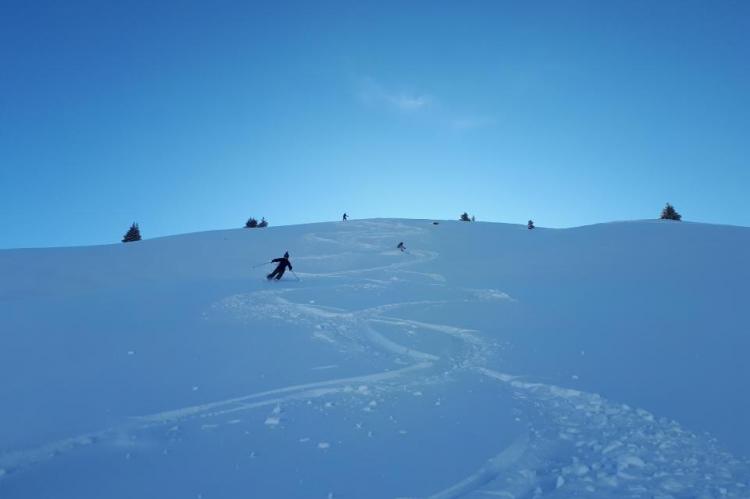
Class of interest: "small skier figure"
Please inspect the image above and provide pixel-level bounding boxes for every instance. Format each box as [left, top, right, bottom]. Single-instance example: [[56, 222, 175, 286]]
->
[[397, 242, 406, 252], [527, 220, 535, 230], [343, 213, 348, 221], [267, 251, 293, 280]]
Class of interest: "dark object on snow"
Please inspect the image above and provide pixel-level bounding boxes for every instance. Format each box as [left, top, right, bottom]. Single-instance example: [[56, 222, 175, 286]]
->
[[267, 251, 293, 280], [460, 212, 473, 222], [432, 221, 439, 225], [528, 220, 535, 230], [258, 217, 268, 228], [660, 203, 682, 221], [343, 213, 348, 221], [397, 242, 406, 252], [122, 223, 141, 243]]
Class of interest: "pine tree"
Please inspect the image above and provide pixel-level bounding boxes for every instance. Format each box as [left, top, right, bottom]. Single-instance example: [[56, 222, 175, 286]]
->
[[460, 212, 471, 222], [528, 220, 535, 229], [660, 203, 682, 221], [245, 217, 258, 228], [122, 223, 141, 243], [258, 217, 268, 228]]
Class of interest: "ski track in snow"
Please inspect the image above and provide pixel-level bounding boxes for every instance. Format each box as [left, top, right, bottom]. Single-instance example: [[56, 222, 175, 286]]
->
[[3, 219, 749, 497], [467, 368, 750, 498], [413, 434, 533, 499], [0, 362, 432, 479]]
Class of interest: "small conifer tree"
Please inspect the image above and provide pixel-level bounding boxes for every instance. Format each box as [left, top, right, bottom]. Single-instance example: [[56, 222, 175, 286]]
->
[[122, 223, 141, 243], [460, 212, 471, 222], [660, 203, 682, 221], [245, 217, 258, 228], [528, 220, 535, 229], [258, 217, 268, 228]]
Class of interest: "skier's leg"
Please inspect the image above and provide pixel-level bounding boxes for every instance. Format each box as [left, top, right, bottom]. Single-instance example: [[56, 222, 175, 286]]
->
[[275, 269, 286, 280], [267, 268, 279, 280]]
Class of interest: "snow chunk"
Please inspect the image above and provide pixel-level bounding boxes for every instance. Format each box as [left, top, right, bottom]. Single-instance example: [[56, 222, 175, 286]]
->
[[602, 441, 623, 454], [564, 463, 590, 476], [265, 406, 282, 427], [617, 454, 646, 470]]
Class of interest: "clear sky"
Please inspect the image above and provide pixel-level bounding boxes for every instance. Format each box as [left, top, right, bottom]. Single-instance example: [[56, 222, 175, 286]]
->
[[1, 0, 748, 248]]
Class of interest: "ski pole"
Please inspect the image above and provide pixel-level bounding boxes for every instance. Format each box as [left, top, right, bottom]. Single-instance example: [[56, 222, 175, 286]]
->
[[291, 270, 301, 282], [251, 261, 272, 269]]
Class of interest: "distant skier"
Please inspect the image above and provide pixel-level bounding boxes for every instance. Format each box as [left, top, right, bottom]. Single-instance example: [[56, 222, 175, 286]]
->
[[397, 242, 406, 252], [528, 220, 535, 230], [267, 251, 293, 280], [343, 213, 348, 221]]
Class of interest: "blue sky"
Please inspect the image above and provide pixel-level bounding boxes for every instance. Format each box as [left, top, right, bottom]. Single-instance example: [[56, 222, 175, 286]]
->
[[1, 0, 748, 248]]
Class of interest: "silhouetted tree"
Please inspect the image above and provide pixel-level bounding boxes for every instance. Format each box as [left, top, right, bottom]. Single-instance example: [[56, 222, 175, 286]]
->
[[660, 203, 682, 221], [245, 217, 258, 228], [122, 223, 141, 243], [258, 217, 268, 228], [460, 212, 472, 222], [528, 220, 535, 230]]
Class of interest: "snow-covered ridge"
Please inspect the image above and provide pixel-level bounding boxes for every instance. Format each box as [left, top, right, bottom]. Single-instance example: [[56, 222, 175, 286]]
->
[[1, 219, 749, 498]]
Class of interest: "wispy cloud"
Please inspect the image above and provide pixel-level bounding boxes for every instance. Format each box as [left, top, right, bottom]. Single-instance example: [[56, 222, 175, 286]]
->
[[387, 93, 432, 111], [356, 77, 494, 131], [358, 77, 432, 112]]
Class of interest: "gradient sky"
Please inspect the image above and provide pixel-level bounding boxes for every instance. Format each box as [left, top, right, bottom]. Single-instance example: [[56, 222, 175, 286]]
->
[[1, 0, 748, 248]]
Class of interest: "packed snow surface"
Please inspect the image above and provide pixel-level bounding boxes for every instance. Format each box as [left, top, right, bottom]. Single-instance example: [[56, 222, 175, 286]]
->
[[1, 218, 749, 498]]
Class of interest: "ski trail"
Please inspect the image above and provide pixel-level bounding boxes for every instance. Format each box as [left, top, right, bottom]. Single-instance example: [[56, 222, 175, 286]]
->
[[138, 361, 432, 424], [295, 249, 438, 279], [420, 434, 531, 499], [0, 362, 432, 481], [473, 367, 750, 497], [370, 317, 481, 344], [363, 326, 440, 362], [404, 367, 750, 498], [0, 430, 112, 482], [298, 220, 441, 280], [213, 291, 490, 367]]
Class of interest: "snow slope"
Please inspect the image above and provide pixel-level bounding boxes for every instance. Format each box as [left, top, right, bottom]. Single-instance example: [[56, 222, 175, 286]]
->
[[1, 218, 749, 498]]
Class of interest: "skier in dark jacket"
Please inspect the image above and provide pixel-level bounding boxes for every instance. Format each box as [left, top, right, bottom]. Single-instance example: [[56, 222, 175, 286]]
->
[[267, 251, 293, 280]]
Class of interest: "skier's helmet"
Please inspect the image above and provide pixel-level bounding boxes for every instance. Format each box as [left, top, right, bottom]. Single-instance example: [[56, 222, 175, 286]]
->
[[284, 251, 289, 258]]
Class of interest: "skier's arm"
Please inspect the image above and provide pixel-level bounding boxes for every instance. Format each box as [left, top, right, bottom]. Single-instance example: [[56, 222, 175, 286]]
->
[[287, 261, 293, 270], [271, 258, 281, 263]]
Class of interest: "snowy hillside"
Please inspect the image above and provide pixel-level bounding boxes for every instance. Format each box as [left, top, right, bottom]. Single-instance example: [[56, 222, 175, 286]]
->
[[1, 218, 749, 498]]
